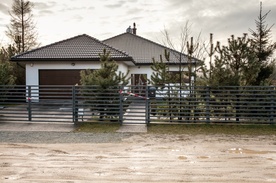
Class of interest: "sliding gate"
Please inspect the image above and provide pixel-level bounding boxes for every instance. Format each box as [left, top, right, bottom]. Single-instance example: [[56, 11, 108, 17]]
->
[[0, 86, 79, 123]]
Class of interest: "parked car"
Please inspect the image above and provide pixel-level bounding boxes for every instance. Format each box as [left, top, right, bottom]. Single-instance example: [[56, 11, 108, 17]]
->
[[154, 84, 190, 99]]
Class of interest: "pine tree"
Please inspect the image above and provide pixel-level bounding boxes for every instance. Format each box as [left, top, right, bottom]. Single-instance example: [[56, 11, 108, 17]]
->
[[80, 49, 130, 120], [0, 46, 16, 85], [150, 49, 177, 86], [6, 0, 39, 53], [81, 49, 129, 87], [249, 2, 276, 85], [0, 62, 16, 85], [198, 34, 260, 86]]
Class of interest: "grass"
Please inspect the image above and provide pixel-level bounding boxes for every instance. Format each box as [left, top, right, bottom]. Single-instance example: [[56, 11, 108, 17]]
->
[[75, 122, 276, 135], [147, 124, 276, 135], [75, 122, 120, 133]]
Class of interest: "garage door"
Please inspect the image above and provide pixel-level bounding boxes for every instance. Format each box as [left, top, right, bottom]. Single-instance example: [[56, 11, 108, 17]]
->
[[39, 70, 82, 85]]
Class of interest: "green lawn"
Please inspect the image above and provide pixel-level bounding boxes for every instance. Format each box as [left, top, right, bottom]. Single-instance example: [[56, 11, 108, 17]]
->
[[75, 122, 276, 135], [147, 124, 276, 135]]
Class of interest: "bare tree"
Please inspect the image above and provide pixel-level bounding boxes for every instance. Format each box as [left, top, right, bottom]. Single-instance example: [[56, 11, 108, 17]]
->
[[6, 0, 39, 53], [161, 21, 205, 88]]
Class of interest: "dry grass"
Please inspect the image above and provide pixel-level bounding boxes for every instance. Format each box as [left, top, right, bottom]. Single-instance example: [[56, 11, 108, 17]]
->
[[75, 122, 120, 133], [147, 124, 276, 135], [75, 122, 276, 135]]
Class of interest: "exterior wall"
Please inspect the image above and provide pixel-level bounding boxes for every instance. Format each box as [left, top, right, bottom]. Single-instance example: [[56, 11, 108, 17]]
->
[[26, 61, 194, 86], [129, 66, 152, 77], [128, 65, 193, 84], [117, 62, 129, 76], [25, 61, 130, 101], [25, 61, 130, 86]]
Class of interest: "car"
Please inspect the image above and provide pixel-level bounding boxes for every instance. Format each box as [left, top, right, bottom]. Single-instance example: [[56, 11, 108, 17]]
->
[[155, 83, 190, 99]]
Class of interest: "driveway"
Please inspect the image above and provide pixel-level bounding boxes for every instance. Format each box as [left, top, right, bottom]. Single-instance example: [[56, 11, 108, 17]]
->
[[0, 132, 275, 182], [0, 122, 75, 132]]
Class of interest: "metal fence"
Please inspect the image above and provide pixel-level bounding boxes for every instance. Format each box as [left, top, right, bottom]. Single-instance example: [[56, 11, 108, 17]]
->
[[1, 85, 276, 124]]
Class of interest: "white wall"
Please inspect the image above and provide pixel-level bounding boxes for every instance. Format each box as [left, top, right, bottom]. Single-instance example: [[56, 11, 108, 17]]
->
[[25, 61, 194, 86], [25, 61, 132, 86]]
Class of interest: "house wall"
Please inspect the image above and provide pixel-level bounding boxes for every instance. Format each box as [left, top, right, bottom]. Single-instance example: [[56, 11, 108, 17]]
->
[[25, 61, 130, 101], [25, 61, 130, 86], [26, 62, 194, 85], [128, 65, 192, 83]]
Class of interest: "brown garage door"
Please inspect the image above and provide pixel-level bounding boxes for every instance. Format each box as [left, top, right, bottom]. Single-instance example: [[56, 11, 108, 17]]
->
[[39, 70, 82, 85]]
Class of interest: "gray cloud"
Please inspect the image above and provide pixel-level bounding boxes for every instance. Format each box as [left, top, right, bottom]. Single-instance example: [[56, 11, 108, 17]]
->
[[0, 3, 9, 15], [33, 2, 56, 16], [104, 1, 125, 8], [162, 0, 276, 44], [72, 15, 83, 22], [34, 2, 55, 9]]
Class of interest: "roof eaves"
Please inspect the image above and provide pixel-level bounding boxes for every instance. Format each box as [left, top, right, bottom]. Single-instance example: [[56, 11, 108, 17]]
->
[[135, 61, 197, 66], [10, 56, 135, 62]]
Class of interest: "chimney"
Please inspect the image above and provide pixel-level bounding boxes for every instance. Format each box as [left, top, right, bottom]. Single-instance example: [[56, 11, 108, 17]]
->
[[126, 25, 132, 33], [132, 22, 137, 35]]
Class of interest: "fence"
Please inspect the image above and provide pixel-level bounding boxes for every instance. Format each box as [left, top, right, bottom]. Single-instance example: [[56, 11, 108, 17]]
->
[[0, 85, 276, 124]]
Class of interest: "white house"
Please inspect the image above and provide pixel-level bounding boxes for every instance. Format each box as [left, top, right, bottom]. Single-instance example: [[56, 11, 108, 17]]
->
[[11, 34, 134, 86], [11, 25, 197, 88]]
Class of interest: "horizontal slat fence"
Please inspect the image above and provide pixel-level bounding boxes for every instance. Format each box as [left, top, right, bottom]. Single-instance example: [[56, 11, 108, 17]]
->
[[150, 86, 276, 124], [0, 85, 276, 124]]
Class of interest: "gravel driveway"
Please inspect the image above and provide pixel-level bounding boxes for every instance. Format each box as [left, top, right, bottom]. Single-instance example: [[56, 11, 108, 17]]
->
[[1, 124, 276, 182], [0, 131, 131, 143]]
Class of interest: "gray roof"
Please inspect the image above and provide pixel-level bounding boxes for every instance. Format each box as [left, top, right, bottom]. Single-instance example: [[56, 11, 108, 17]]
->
[[11, 34, 134, 63], [103, 32, 194, 65]]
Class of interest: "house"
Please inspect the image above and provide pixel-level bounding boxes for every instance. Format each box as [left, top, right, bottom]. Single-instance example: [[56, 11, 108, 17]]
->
[[11, 24, 197, 88], [10, 34, 134, 86]]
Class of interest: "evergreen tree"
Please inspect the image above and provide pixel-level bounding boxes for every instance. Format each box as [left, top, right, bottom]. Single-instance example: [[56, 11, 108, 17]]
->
[[6, 0, 39, 53], [0, 46, 16, 85], [80, 49, 130, 120], [80, 49, 129, 87], [249, 2, 276, 85], [198, 34, 260, 86], [249, 2, 276, 62], [150, 49, 176, 86], [0, 62, 16, 86]]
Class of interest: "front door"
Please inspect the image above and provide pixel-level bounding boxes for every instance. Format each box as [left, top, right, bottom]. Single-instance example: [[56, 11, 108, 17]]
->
[[131, 74, 147, 96]]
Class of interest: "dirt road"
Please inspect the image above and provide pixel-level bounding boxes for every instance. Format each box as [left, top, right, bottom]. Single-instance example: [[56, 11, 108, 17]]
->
[[1, 134, 276, 182]]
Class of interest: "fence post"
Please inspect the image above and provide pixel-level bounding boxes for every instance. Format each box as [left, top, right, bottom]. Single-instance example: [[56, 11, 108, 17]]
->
[[206, 86, 210, 123], [235, 87, 240, 122], [72, 85, 78, 124], [146, 86, 150, 125], [119, 86, 123, 125], [270, 87, 275, 124], [27, 85, 32, 121]]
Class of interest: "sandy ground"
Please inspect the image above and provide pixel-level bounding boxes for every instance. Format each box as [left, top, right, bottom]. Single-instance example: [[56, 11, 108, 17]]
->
[[0, 134, 276, 183]]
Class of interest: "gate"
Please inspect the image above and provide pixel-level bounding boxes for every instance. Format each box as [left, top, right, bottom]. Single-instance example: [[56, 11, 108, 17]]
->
[[120, 85, 149, 124], [0, 86, 78, 123]]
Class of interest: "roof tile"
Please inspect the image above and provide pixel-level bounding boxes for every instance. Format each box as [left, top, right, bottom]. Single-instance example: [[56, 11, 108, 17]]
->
[[103, 33, 194, 64], [11, 34, 134, 62]]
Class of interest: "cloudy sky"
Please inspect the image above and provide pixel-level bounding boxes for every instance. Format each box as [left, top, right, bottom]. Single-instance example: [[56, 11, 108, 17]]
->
[[0, 0, 276, 49]]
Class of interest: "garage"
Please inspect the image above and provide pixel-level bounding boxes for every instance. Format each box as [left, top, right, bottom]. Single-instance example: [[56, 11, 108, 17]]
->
[[39, 70, 83, 99], [39, 70, 82, 85]]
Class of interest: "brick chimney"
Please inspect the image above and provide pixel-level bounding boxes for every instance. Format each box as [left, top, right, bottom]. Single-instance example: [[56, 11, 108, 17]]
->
[[132, 22, 137, 35]]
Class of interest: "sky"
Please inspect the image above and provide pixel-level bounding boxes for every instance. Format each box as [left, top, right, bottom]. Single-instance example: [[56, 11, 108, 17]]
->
[[0, 0, 276, 50]]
